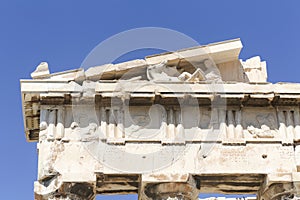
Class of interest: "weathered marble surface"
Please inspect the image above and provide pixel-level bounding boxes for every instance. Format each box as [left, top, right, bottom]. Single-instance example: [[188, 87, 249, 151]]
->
[[21, 39, 300, 200]]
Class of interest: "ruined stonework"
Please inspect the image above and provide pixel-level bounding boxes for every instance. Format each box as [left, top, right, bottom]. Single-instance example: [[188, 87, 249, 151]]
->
[[21, 39, 300, 200]]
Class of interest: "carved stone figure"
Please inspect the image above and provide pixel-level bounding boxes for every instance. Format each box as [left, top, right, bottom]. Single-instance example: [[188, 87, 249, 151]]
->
[[146, 60, 180, 81], [147, 59, 222, 82], [256, 113, 277, 130], [247, 125, 274, 138], [178, 68, 206, 82]]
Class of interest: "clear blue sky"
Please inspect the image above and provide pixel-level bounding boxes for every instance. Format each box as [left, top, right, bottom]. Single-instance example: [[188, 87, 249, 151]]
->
[[1, 1, 300, 199]]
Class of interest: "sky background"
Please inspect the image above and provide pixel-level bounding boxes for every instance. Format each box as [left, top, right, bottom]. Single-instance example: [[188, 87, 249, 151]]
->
[[1, 1, 300, 199]]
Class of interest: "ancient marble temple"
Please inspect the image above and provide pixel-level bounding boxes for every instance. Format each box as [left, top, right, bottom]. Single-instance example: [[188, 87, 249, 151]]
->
[[21, 39, 300, 199]]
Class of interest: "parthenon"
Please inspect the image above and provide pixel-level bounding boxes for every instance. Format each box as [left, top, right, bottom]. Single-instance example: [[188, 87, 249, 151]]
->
[[21, 39, 300, 199]]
